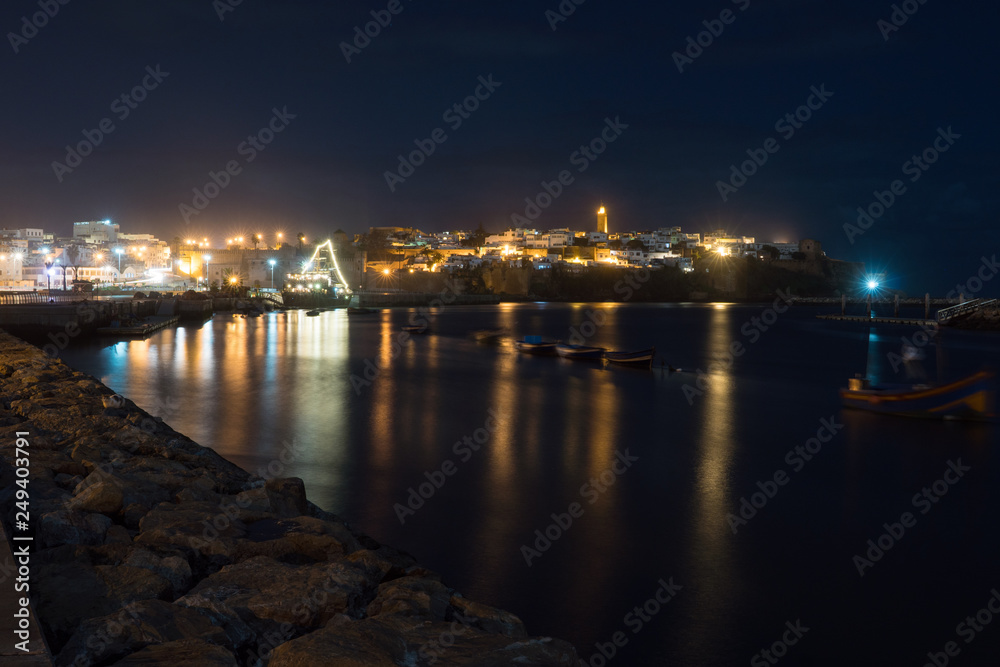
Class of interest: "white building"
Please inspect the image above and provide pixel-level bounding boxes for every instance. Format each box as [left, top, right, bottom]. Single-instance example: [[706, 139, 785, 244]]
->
[[73, 220, 119, 244]]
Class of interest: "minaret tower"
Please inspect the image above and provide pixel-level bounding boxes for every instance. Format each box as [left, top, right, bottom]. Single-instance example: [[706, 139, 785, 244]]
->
[[597, 205, 608, 234]]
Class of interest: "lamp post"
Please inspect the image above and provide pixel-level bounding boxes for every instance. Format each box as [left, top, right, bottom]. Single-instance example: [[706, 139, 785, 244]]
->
[[269, 259, 276, 289]]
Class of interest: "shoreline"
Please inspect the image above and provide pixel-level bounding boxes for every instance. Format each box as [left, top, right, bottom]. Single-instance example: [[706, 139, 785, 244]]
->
[[0, 330, 578, 665]]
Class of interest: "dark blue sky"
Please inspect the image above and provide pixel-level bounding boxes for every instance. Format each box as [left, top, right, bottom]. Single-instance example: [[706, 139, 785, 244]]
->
[[2, 0, 997, 294]]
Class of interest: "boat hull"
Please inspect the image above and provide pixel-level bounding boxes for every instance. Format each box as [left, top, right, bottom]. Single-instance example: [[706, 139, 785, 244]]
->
[[514, 340, 557, 355], [555, 344, 606, 361], [840, 370, 996, 420], [605, 347, 655, 368]]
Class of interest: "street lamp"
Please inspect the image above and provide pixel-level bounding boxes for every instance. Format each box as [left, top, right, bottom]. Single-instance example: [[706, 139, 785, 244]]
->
[[269, 259, 276, 289]]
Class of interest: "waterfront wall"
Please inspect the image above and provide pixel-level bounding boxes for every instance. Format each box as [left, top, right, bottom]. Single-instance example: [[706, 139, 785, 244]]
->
[[0, 331, 578, 666]]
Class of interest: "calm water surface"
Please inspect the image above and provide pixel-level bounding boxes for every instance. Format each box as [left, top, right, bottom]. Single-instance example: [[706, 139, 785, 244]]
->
[[59, 303, 1000, 665]]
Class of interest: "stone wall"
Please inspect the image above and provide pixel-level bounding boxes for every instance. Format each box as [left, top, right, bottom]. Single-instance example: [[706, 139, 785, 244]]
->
[[0, 331, 578, 666]]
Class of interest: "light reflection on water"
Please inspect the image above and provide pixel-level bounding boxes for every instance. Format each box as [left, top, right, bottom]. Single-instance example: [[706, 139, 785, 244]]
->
[[57, 303, 1000, 665]]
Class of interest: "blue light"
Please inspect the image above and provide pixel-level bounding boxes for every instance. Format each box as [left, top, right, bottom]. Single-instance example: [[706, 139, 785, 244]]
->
[[867, 280, 879, 290]]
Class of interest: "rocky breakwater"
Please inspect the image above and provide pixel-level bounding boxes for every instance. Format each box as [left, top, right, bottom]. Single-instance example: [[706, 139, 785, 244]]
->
[[0, 331, 578, 666]]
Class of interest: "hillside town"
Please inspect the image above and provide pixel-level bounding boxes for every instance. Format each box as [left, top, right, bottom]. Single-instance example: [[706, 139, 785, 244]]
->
[[0, 207, 857, 297]]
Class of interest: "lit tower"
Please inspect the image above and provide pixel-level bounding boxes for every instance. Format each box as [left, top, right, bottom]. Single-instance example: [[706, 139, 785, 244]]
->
[[597, 205, 608, 234]]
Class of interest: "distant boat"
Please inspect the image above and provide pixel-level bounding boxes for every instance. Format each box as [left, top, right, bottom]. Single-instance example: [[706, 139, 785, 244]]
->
[[347, 307, 377, 315], [471, 328, 507, 343], [605, 347, 656, 368], [305, 309, 321, 317], [555, 344, 606, 361], [840, 370, 996, 420], [514, 335, 557, 355], [402, 325, 428, 334]]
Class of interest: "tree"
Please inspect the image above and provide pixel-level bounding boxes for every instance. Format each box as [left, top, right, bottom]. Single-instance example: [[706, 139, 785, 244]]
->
[[252, 235, 260, 250], [608, 239, 623, 250], [573, 236, 590, 247], [761, 245, 780, 261], [625, 239, 647, 250], [297, 233, 305, 250], [470, 223, 487, 248]]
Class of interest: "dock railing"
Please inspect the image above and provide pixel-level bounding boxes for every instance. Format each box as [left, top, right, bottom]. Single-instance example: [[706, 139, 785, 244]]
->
[[936, 298, 997, 323]]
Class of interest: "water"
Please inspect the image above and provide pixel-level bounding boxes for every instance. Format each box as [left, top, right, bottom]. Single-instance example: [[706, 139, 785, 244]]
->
[[58, 303, 1000, 665]]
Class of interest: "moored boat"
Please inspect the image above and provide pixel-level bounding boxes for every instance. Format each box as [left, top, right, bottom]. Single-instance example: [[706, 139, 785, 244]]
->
[[402, 325, 428, 334], [840, 370, 996, 420], [305, 309, 320, 317], [605, 347, 656, 368], [347, 307, 377, 315], [555, 344, 606, 361], [514, 335, 557, 355]]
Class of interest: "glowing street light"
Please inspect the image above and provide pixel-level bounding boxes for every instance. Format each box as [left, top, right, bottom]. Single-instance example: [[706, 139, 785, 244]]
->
[[114, 247, 124, 273], [867, 280, 879, 291], [269, 259, 276, 289]]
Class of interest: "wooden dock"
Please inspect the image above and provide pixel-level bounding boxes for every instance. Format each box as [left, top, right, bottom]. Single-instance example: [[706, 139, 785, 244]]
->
[[96, 315, 179, 337], [817, 314, 938, 327]]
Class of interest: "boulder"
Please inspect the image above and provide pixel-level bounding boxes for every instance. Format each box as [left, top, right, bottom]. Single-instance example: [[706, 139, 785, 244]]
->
[[55, 599, 232, 667], [109, 638, 238, 666], [38, 509, 112, 548], [182, 555, 372, 628]]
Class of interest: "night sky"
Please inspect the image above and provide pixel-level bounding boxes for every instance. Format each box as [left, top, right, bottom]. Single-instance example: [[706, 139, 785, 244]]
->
[[2, 0, 997, 294]]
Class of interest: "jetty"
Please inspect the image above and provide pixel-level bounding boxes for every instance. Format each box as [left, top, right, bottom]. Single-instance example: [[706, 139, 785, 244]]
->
[[0, 331, 578, 666], [96, 315, 180, 337]]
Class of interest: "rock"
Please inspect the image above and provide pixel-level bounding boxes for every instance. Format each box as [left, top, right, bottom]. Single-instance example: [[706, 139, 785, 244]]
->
[[137, 501, 247, 560], [448, 594, 527, 638], [367, 575, 452, 620], [55, 599, 232, 667], [234, 515, 362, 564], [265, 477, 309, 517], [97, 565, 173, 604], [35, 561, 114, 652], [38, 509, 112, 548], [70, 479, 125, 514], [182, 555, 372, 628], [106, 525, 134, 544], [125, 549, 194, 599], [108, 638, 238, 666], [269, 616, 579, 667]]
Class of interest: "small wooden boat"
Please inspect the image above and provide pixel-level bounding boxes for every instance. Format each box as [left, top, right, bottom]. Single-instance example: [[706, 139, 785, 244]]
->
[[555, 344, 606, 361], [840, 370, 996, 420], [514, 336, 557, 355], [305, 309, 321, 317], [347, 307, 377, 315], [605, 347, 656, 368], [402, 325, 428, 334]]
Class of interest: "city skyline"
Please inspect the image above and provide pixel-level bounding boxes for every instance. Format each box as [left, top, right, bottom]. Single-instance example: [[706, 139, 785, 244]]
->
[[1, 0, 996, 296]]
